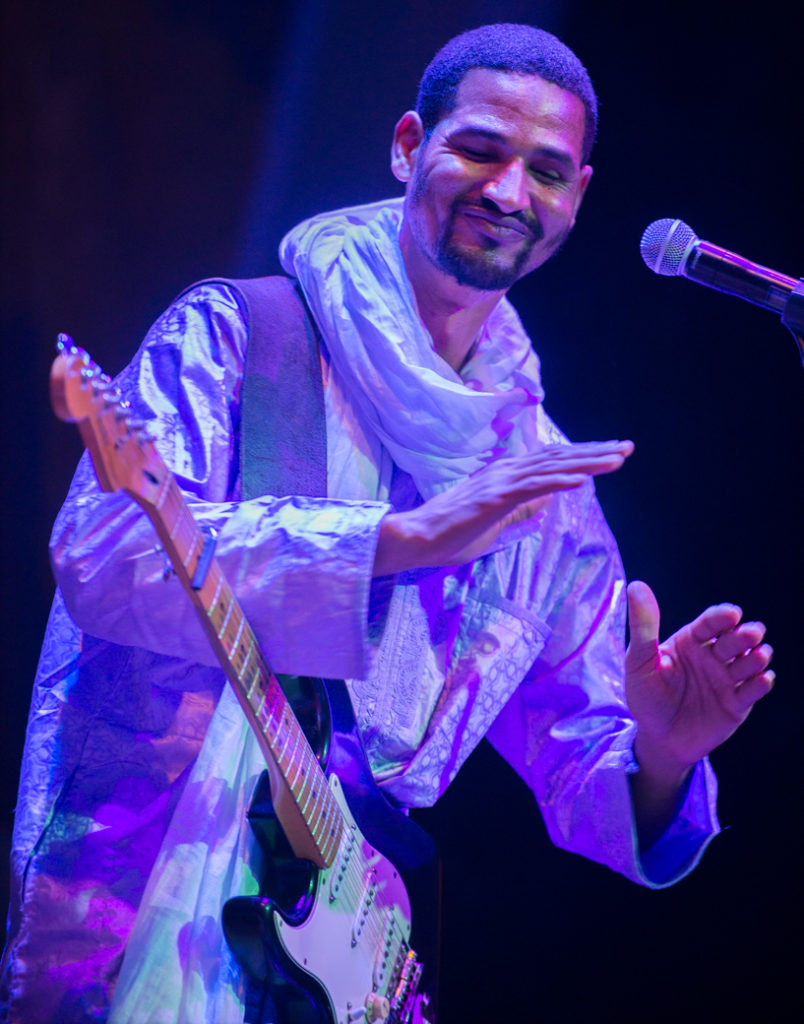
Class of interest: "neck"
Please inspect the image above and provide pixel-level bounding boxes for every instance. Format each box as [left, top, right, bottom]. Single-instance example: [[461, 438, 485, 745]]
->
[[399, 221, 504, 372]]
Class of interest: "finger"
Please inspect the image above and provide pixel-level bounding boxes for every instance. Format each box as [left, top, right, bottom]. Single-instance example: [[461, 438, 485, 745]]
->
[[517, 451, 631, 484], [566, 439, 634, 456], [734, 670, 775, 713], [689, 604, 743, 644], [509, 441, 633, 474], [727, 643, 774, 684], [531, 440, 634, 466], [538, 439, 634, 458], [493, 443, 633, 495], [626, 580, 660, 649], [711, 621, 767, 663]]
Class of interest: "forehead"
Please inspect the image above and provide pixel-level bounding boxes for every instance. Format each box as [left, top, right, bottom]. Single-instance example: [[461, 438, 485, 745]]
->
[[440, 67, 587, 164]]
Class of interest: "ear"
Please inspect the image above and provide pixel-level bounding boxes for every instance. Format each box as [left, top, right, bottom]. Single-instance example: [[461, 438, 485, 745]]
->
[[390, 111, 425, 183], [570, 164, 594, 226]]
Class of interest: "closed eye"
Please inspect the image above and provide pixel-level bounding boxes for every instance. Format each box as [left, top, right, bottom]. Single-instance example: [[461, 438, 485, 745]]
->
[[458, 145, 497, 162], [530, 166, 569, 187]]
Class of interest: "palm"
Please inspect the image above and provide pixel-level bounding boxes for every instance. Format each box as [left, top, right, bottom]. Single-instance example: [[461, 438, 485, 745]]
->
[[625, 581, 773, 773]]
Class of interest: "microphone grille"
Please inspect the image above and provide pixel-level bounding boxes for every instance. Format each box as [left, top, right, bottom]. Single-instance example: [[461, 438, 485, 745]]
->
[[640, 218, 698, 276]]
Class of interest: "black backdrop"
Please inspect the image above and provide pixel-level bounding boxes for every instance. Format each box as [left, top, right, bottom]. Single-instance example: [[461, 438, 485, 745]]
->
[[2, 1, 803, 1021]]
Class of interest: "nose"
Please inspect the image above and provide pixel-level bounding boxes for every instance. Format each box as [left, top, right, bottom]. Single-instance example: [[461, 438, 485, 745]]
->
[[481, 158, 530, 213]]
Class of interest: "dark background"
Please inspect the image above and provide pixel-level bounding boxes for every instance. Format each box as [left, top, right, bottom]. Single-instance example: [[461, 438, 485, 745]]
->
[[2, 1, 802, 1021]]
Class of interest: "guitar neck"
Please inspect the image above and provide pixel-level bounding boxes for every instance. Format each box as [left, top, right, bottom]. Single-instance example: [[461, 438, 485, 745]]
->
[[131, 470, 343, 869]]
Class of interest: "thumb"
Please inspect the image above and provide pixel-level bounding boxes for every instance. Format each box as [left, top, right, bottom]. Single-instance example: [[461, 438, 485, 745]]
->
[[626, 579, 660, 657]]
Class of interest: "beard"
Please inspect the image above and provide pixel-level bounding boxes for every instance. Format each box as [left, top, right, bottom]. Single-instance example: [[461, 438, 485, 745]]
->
[[435, 202, 541, 290], [409, 168, 571, 290]]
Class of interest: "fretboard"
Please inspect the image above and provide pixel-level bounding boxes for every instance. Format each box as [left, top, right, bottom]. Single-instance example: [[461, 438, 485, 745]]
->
[[134, 470, 344, 869]]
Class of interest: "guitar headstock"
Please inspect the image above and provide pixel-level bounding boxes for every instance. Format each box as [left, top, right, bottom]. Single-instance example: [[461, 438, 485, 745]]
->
[[50, 335, 167, 506]]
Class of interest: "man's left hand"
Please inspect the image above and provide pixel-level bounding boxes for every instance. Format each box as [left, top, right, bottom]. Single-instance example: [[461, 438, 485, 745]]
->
[[624, 580, 774, 845]]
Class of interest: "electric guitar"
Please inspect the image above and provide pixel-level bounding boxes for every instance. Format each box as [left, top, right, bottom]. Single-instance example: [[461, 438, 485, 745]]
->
[[50, 337, 436, 1024]]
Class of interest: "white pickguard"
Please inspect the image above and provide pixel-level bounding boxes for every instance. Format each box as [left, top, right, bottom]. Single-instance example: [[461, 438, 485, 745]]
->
[[273, 774, 419, 1024]]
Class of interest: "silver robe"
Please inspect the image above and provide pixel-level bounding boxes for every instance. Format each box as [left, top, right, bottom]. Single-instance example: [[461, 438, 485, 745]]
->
[[1, 283, 719, 1022]]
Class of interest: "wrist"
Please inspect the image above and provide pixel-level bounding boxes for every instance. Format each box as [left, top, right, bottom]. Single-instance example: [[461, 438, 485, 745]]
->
[[373, 511, 422, 576], [633, 731, 694, 791]]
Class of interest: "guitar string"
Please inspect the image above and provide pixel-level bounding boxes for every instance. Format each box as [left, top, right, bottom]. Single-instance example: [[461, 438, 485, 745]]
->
[[331, 839, 411, 993]]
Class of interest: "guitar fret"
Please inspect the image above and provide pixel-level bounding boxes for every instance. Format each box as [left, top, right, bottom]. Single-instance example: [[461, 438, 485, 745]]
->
[[322, 795, 341, 855], [159, 490, 199, 573], [183, 532, 203, 575], [205, 575, 225, 624], [167, 497, 187, 541], [311, 784, 335, 839], [240, 651, 262, 700], [274, 708, 299, 771], [196, 557, 222, 609], [219, 611, 245, 662], [295, 773, 313, 818], [230, 624, 251, 675], [154, 473, 173, 511], [281, 725, 306, 790], [259, 694, 286, 749], [307, 785, 325, 838], [207, 581, 233, 635], [321, 817, 340, 862], [298, 753, 323, 812], [263, 677, 283, 719], [216, 597, 235, 641], [293, 751, 316, 814], [252, 684, 272, 727]]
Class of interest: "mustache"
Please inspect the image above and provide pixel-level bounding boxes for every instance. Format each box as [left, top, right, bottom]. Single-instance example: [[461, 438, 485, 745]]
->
[[455, 196, 543, 241]]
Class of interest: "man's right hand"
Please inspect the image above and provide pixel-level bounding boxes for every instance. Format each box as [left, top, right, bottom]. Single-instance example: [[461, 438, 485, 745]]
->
[[372, 439, 634, 575]]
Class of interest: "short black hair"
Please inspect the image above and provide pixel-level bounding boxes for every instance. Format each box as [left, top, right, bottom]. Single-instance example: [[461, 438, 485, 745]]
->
[[415, 23, 598, 162]]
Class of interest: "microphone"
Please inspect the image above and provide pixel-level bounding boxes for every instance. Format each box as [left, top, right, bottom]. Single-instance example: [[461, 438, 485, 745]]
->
[[640, 218, 799, 316]]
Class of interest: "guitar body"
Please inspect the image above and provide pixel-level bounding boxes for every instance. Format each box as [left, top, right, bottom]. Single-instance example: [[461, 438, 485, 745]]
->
[[224, 675, 437, 1024]]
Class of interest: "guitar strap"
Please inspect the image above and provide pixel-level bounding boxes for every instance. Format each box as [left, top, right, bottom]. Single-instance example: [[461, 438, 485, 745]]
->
[[177, 275, 327, 500], [177, 277, 328, 1023]]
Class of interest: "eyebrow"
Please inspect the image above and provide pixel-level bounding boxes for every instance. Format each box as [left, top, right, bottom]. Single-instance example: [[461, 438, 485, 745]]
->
[[448, 125, 578, 172]]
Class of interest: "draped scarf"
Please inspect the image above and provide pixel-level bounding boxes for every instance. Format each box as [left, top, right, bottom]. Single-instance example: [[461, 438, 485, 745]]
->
[[279, 197, 545, 500]]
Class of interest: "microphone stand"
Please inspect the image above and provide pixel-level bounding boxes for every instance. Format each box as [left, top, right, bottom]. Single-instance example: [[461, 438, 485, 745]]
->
[[780, 279, 804, 366]]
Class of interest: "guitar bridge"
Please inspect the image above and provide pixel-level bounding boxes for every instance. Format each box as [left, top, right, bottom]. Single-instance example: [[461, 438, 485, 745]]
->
[[389, 950, 424, 1023]]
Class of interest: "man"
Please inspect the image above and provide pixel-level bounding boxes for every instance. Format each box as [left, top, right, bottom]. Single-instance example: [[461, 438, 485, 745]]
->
[[1, 23, 773, 1024]]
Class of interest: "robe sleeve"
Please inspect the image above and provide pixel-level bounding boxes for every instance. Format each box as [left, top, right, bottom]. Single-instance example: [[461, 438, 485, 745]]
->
[[486, 493, 720, 887], [51, 282, 388, 680]]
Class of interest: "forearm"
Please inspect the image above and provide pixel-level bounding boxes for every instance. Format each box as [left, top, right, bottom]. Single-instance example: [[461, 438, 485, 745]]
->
[[372, 438, 633, 576], [629, 732, 693, 851], [52, 456, 388, 678]]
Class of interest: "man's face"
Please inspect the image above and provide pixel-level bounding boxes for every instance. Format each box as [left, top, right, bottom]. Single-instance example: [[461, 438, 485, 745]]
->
[[399, 68, 593, 291]]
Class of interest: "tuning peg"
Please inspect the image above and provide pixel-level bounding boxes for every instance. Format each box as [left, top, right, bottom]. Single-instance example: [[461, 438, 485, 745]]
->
[[114, 400, 133, 423], [102, 387, 122, 406]]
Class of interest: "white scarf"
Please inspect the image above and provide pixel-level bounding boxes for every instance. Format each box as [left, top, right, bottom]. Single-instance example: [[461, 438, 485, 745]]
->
[[279, 198, 545, 500]]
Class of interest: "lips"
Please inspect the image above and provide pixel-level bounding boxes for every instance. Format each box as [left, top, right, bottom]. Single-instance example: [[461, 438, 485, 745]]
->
[[459, 206, 536, 242]]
